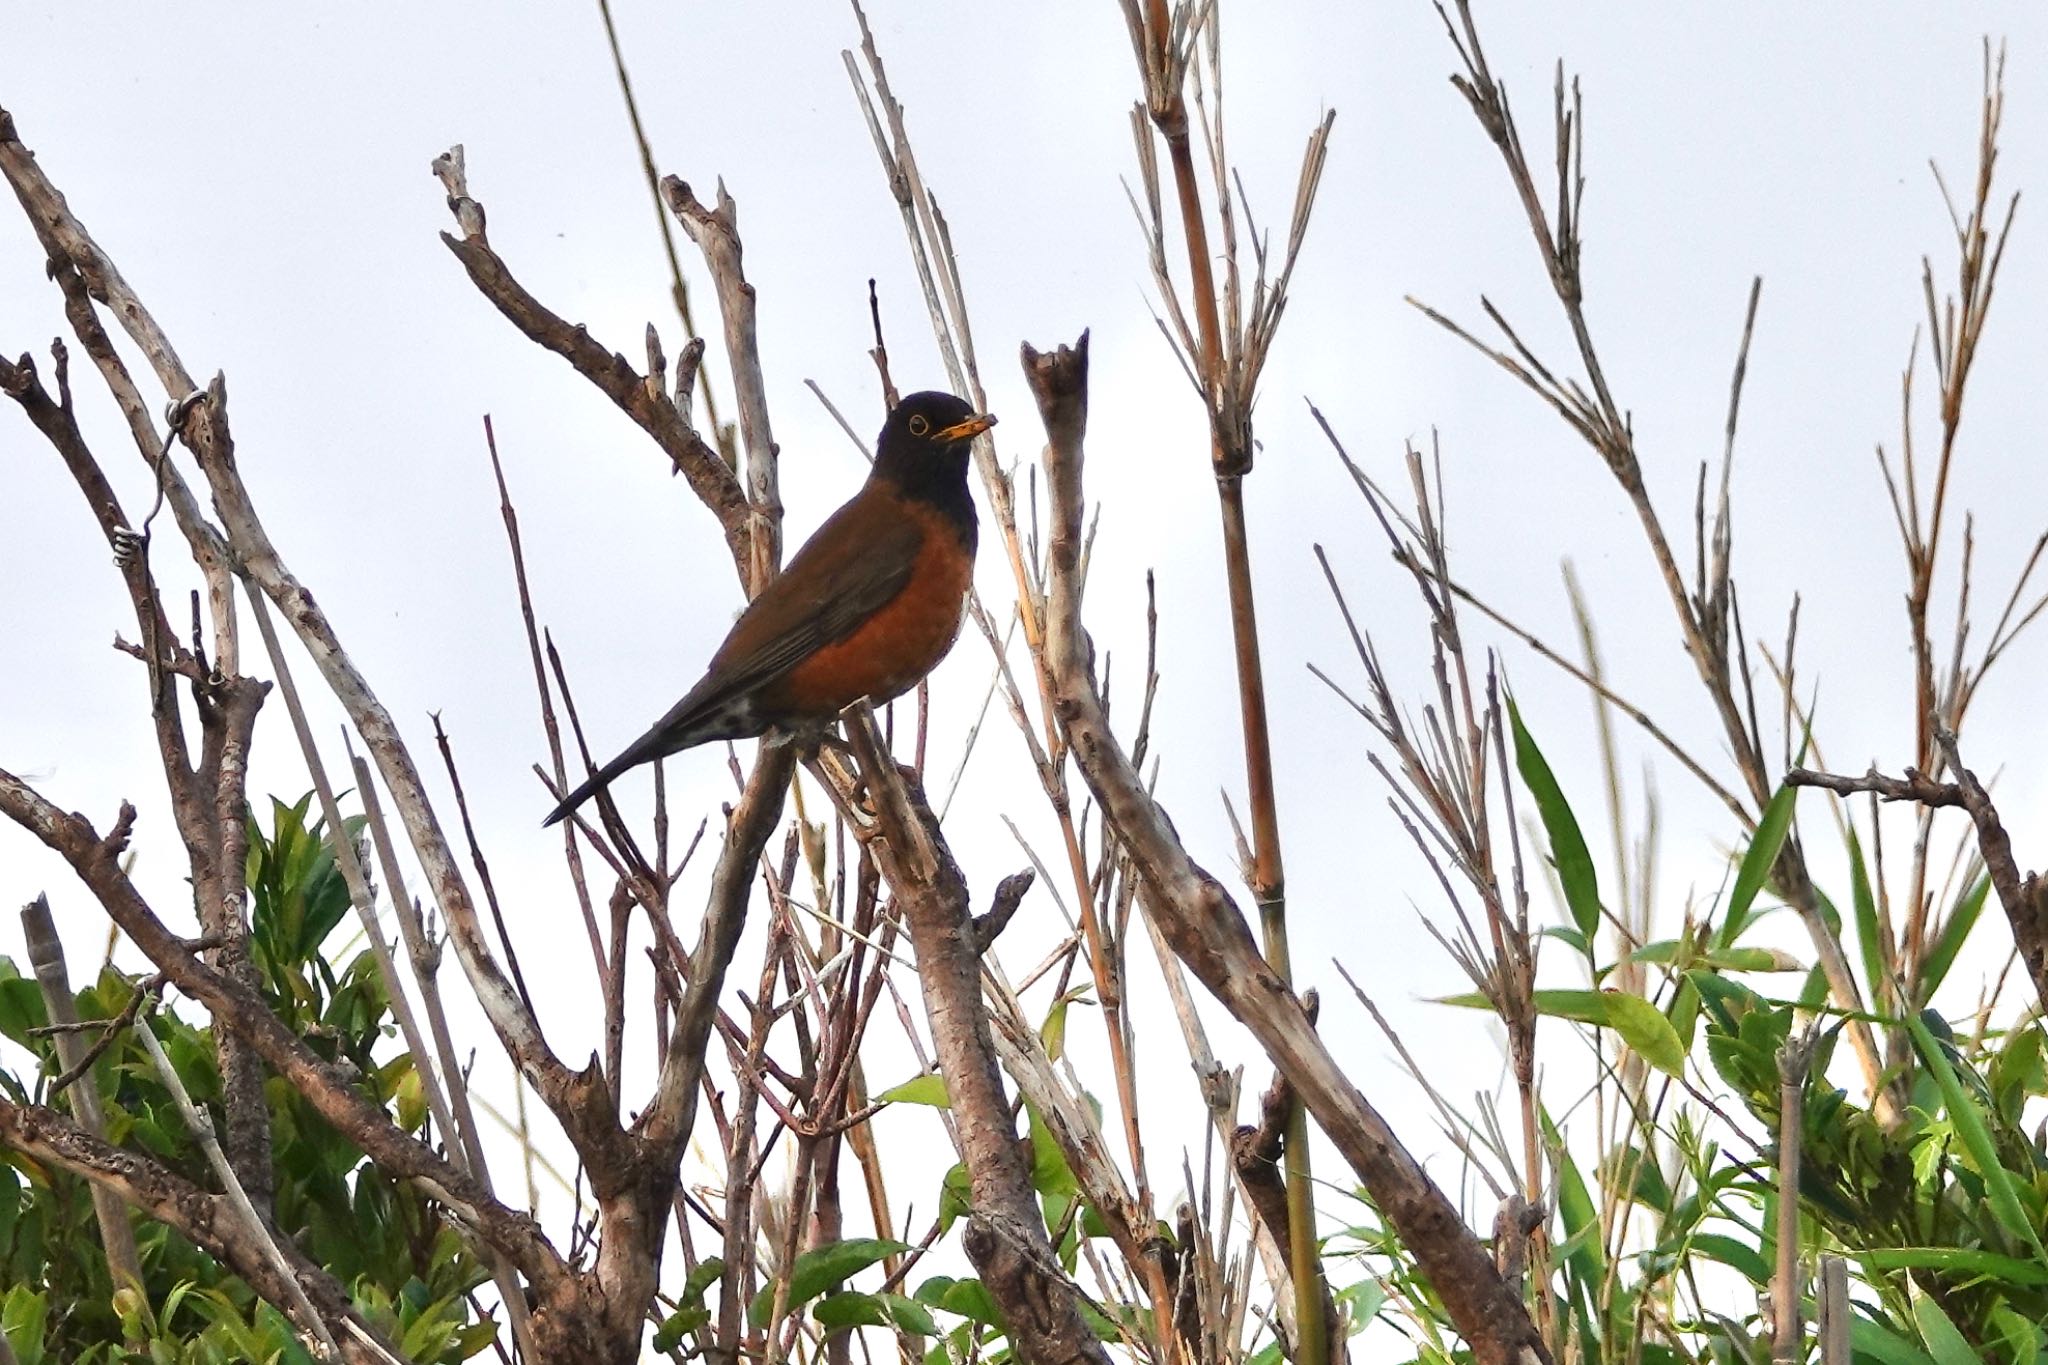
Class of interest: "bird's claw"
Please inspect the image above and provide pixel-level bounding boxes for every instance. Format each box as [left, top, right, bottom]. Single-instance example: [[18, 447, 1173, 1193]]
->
[[111, 526, 146, 568]]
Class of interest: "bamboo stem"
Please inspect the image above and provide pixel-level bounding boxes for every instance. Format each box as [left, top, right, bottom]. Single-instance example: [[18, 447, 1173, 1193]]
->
[[21, 894, 144, 1294]]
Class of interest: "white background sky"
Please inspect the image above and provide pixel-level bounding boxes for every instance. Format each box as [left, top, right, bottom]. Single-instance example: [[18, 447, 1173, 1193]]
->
[[5, 0, 2048, 1342]]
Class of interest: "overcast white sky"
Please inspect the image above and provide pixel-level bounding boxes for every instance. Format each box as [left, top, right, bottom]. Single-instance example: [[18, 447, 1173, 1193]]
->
[[5, 0, 2048, 1336]]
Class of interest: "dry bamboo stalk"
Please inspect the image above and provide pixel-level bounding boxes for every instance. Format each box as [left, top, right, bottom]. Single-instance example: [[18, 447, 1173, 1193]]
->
[[21, 895, 143, 1293]]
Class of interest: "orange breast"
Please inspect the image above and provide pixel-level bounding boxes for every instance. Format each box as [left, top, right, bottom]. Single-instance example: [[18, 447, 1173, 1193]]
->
[[771, 510, 973, 714]]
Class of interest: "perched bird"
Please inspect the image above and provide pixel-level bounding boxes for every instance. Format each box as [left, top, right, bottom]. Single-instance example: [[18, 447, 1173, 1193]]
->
[[544, 390, 995, 826]]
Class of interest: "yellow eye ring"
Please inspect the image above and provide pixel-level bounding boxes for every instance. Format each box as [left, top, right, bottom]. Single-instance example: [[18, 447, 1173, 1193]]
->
[[908, 414, 930, 436]]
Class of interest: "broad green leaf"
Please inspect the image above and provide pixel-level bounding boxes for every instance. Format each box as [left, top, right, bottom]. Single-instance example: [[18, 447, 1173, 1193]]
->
[[1603, 991, 1687, 1078], [1687, 1233, 1769, 1286], [1542, 925, 1590, 955], [1848, 1314, 1938, 1365], [749, 1238, 907, 1326], [1910, 1285, 1980, 1365], [1988, 1305, 2044, 1364], [1718, 784, 1795, 947], [877, 1074, 951, 1108], [1509, 699, 1601, 945], [880, 1292, 939, 1337], [1904, 1010, 2048, 1262], [0, 978, 47, 1049], [1331, 1279, 1386, 1334], [1, 1286, 47, 1365], [1028, 1105, 1078, 1199], [812, 1291, 890, 1331], [915, 1276, 1002, 1327]]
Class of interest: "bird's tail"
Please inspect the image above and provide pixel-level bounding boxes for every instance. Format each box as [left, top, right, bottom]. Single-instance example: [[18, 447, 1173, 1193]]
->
[[542, 761, 624, 829], [542, 734, 664, 828], [541, 689, 745, 826]]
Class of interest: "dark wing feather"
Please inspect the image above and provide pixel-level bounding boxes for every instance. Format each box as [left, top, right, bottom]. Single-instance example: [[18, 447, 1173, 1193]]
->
[[543, 487, 922, 825], [683, 488, 926, 712]]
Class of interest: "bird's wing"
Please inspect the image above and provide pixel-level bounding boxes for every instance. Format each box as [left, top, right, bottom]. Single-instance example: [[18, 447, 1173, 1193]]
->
[[676, 485, 928, 714], [542, 485, 927, 825]]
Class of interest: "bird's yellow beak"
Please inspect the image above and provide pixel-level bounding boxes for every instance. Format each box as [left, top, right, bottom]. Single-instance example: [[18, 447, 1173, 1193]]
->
[[935, 413, 996, 442]]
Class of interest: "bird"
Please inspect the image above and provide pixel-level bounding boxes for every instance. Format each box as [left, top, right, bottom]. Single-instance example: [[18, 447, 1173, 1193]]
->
[[544, 390, 995, 827]]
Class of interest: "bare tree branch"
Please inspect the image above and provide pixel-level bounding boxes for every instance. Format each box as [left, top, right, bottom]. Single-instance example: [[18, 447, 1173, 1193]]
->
[[1024, 331, 1550, 1365]]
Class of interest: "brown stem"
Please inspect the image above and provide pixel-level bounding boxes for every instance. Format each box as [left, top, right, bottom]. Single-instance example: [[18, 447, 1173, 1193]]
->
[[843, 707, 1112, 1365], [1025, 332, 1550, 1365]]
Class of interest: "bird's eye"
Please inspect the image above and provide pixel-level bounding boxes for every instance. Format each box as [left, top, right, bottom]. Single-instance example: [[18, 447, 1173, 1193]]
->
[[908, 414, 930, 436]]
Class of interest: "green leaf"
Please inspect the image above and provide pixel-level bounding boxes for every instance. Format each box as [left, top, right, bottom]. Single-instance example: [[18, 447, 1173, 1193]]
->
[[1509, 699, 1601, 945], [1903, 1009, 2048, 1262], [1718, 785, 1795, 947], [1910, 1285, 1981, 1365], [1603, 991, 1687, 1078], [749, 1238, 908, 1326], [1687, 1233, 1770, 1286], [1540, 1107, 1607, 1296], [1846, 825, 1886, 996], [1542, 924, 1590, 955], [1529, 990, 1613, 1025], [652, 1305, 709, 1352], [1849, 1314, 1938, 1365], [1920, 872, 1989, 1001], [1628, 941, 1795, 973], [1859, 1246, 2048, 1286], [880, 1292, 939, 1338], [1039, 988, 1092, 1063], [0, 978, 48, 1050], [1027, 1105, 1078, 1199], [1332, 1278, 1386, 1334], [877, 1074, 951, 1108], [812, 1291, 890, 1332], [680, 1257, 725, 1307], [2, 1285, 48, 1365], [937, 1162, 971, 1233], [915, 1277, 1002, 1327]]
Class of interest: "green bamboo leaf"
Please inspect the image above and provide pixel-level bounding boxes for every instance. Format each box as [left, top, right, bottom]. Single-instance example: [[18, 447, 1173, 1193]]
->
[[1859, 1246, 2048, 1286], [1903, 1010, 2048, 1262], [1040, 987, 1092, 1063], [1628, 941, 1796, 973], [1848, 1314, 1938, 1365], [1718, 785, 1796, 947], [1539, 1107, 1607, 1294], [1509, 699, 1602, 945], [1530, 990, 1613, 1025], [1910, 1285, 1980, 1365], [1919, 872, 1989, 1001], [1846, 825, 1885, 996], [1687, 1233, 1769, 1286], [1603, 991, 1687, 1077]]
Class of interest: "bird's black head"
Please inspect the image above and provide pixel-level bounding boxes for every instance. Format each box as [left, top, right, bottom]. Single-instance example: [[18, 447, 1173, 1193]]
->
[[872, 390, 995, 509]]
